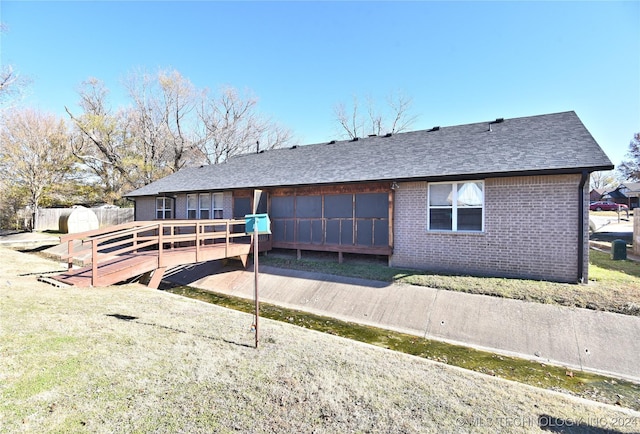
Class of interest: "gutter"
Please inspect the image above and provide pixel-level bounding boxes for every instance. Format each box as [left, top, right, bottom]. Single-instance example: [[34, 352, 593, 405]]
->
[[578, 170, 589, 283]]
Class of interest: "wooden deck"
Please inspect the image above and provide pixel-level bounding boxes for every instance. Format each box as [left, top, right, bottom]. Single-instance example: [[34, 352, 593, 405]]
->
[[50, 219, 269, 288]]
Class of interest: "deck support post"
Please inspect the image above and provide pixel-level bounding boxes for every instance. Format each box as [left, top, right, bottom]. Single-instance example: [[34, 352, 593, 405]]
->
[[67, 240, 74, 270], [91, 239, 98, 286], [239, 254, 249, 268], [147, 267, 167, 289]]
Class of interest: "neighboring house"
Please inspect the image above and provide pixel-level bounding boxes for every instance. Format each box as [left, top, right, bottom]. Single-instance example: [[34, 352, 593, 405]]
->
[[589, 188, 606, 202], [603, 183, 640, 209], [125, 111, 613, 283]]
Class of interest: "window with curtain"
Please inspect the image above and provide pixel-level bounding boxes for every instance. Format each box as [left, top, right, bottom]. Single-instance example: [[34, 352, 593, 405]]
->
[[187, 194, 197, 219], [428, 181, 484, 231], [199, 193, 211, 219], [213, 193, 224, 219]]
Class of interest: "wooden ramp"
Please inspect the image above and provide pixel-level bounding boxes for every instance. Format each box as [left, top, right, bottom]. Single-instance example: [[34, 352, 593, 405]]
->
[[50, 219, 269, 288]]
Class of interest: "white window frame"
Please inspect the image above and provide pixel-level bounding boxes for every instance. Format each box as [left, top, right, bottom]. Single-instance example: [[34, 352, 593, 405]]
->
[[187, 193, 215, 219], [156, 197, 173, 220], [187, 194, 198, 219], [199, 193, 211, 219], [212, 192, 224, 219], [427, 181, 484, 232]]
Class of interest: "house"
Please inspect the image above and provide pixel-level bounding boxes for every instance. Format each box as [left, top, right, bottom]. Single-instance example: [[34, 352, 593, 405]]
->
[[125, 111, 613, 283], [602, 182, 640, 209], [589, 188, 606, 202]]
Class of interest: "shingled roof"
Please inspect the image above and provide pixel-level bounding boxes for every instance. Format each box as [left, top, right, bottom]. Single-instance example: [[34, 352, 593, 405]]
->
[[126, 111, 613, 197]]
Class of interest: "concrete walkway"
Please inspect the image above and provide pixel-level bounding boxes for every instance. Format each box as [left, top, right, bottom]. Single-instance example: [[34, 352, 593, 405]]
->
[[0, 231, 60, 249], [166, 262, 640, 384]]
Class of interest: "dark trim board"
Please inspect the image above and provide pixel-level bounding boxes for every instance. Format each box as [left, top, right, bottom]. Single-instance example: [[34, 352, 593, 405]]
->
[[272, 241, 392, 256]]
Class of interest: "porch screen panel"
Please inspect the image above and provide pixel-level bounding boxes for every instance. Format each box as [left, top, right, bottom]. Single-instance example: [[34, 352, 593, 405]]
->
[[356, 219, 373, 245], [355, 193, 387, 218], [296, 196, 322, 218], [298, 220, 312, 243], [326, 220, 340, 244], [233, 197, 252, 234], [296, 195, 322, 244], [271, 197, 294, 218], [272, 220, 286, 242], [326, 194, 353, 245], [284, 220, 295, 242], [356, 193, 388, 246], [311, 220, 323, 244], [325, 194, 352, 218], [233, 197, 251, 219], [272, 190, 389, 252], [341, 221, 354, 245], [271, 196, 295, 242], [373, 220, 389, 246], [270, 219, 294, 242]]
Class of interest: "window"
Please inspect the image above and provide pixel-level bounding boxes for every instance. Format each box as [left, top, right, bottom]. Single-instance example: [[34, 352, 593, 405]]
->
[[199, 193, 211, 219], [187, 193, 215, 219], [187, 194, 198, 219], [156, 197, 173, 219], [213, 193, 224, 219], [428, 181, 483, 231]]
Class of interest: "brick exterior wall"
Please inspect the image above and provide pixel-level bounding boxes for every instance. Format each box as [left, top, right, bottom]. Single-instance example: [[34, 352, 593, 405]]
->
[[175, 196, 187, 219], [390, 174, 588, 282], [223, 192, 233, 219]]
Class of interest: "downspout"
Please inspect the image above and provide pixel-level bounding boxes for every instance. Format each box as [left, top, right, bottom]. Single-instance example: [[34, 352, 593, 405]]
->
[[578, 170, 589, 283]]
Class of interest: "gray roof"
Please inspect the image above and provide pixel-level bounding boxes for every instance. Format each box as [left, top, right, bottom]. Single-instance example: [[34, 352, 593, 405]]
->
[[126, 111, 613, 197], [619, 182, 640, 192]]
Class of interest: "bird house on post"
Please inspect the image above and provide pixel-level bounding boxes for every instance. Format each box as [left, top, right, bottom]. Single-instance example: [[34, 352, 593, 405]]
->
[[244, 213, 271, 235]]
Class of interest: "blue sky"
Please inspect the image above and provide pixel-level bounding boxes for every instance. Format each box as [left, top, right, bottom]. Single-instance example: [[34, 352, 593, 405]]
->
[[1, 1, 638, 169]]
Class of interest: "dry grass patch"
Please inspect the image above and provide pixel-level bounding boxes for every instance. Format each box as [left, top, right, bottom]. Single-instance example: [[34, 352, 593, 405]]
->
[[1, 247, 639, 433]]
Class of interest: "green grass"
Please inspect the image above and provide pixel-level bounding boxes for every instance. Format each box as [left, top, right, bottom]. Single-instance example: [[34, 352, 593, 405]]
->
[[1, 332, 86, 424], [590, 248, 640, 280], [260, 249, 640, 316]]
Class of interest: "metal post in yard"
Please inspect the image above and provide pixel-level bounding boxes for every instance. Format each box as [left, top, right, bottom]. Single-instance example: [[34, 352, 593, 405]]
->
[[253, 220, 259, 349]]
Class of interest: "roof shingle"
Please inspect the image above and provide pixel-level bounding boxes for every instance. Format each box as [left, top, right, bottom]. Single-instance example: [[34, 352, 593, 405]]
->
[[126, 111, 613, 197]]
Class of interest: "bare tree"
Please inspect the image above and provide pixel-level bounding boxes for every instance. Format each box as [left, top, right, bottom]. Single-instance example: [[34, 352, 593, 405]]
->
[[335, 96, 364, 140], [618, 133, 640, 182], [123, 68, 217, 180], [66, 78, 136, 203], [197, 86, 294, 164], [67, 70, 295, 204], [0, 24, 30, 108], [590, 170, 618, 191], [0, 109, 73, 230], [157, 69, 205, 171], [333, 92, 418, 139]]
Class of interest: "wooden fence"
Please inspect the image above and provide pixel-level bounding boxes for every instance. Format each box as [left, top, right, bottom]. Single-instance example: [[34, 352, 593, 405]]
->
[[34, 208, 134, 232]]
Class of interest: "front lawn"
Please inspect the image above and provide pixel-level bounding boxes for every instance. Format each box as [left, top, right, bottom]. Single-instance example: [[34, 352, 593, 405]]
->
[[2, 247, 639, 432]]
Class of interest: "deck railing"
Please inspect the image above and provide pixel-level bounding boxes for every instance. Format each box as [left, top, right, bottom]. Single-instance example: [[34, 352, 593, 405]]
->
[[59, 219, 251, 286]]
